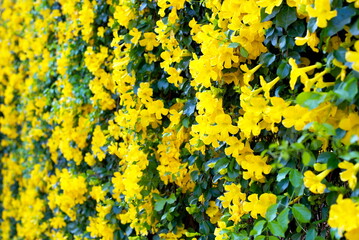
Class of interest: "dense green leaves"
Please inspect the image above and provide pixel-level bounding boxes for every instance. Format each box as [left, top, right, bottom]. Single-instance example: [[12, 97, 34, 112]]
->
[[292, 204, 311, 223]]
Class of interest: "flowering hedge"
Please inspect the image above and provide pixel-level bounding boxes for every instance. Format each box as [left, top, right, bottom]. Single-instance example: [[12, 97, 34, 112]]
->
[[1, 0, 359, 239]]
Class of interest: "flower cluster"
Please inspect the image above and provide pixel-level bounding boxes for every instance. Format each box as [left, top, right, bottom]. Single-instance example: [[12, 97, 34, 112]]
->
[[0, 0, 358, 239]]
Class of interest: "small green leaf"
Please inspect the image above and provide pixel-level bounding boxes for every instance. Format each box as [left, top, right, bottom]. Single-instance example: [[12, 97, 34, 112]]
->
[[334, 77, 358, 102], [240, 47, 249, 58], [251, 220, 266, 237], [277, 167, 291, 182], [296, 92, 326, 110], [289, 169, 303, 188], [350, 17, 359, 35], [167, 193, 176, 204], [274, 5, 297, 30], [276, 61, 290, 79], [317, 152, 338, 169], [254, 236, 265, 240], [259, 53, 276, 66], [154, 198, 166, 211], [268, 221, 285, 238], [266, 204, 278, 222], [302, 151, 315, 167], [322, 6, 356, 37], [292, 204, 311, 223], [229, 42, 239, 48], [214, 157, 230, 173], [305, 227, 317, 240], [277, 208, 289, 229]]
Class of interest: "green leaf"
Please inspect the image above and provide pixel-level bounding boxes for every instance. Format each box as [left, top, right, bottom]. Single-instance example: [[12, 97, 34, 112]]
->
[[154, 198, 166, 211], [167, 193, 176, 204], [333, 47, 347, 63], [302, 151, 315, 167], [214, 157, 230, 173], [266, 204, 278, 222], [274, 5, 297, 30], [277, 208, 289, 229], [289, 169, 303, 188], [254, 236, 265, 240], [322, 6, 357, 37], [317, 152, 338, 169], [183, 98, 196, 116], [250, 220, 266, 237], [229, 42, 239, 48], [296, 92, 326, 110], [259, 52, 276, 66], [277, 167, 291, 182], [292, 204, 311, 223], [268, 237, 279, 240], [268, 221, 285, 238], [240, 47, 249, 58], [276, 61, 290, 79], [350, 17, 359, 35], [305, 227, 317, 240], [334, 77, 358, 102]]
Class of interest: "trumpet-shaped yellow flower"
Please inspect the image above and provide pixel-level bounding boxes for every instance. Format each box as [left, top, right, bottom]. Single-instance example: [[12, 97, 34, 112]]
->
[[346, 41, 359, 72], [288, 58, 320, 90], [257, 0, 282, 14], [328, 195, 359, 235], [303, 169, 332, 194], [339, 161, 359, 190], [241, 154, 272, 182], [295, 30, 320, 52], [307, 0, 337, 28], [243, 193, 277, 219], [139, 32, 160, 51]]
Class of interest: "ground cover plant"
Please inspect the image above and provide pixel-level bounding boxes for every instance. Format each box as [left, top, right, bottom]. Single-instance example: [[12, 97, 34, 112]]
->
[[0, 0, 359, 239]]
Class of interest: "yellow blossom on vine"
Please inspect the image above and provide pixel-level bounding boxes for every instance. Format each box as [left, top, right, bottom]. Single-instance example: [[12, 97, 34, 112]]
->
[[90, 186, 107, 202], [346, 40, 359, 72], [139, 32, 160, 51], [295, 30, 320, 52], [257, 0, 282, 14], [206, 201, 222, 224], [241, 154, 272, 182], [243, 193, 277, 218], [339, 161, 359, 190], [218, 183, 246, 208], [303, 169, 332, 194], [129, 28, 141, 45], [328, 195, 359, 236], [307, 0, 337, 28]]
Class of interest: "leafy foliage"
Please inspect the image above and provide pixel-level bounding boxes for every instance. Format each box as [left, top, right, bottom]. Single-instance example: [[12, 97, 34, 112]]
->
[[0, 0, 359, 239]]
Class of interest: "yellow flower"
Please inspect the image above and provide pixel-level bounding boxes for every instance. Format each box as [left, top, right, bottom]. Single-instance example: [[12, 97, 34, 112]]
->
[[307, 0, 337, 28], [346, 41, 359, 72], [97, 26, 105, 38], [303, 169, 331, 194], [241, 154, 272, 182], [206, 201, 222, 224], [139, 32, 160, 51], [328, 195, 359, 235], [288, 58, 320, 90], [260, 76, 280, 99], [129, 28, 141, 45], [218, 183, 246, 208], [90, 186, 107, 202], [295, 30, 320, 52], [243, 193, 277, 219], [224, 136, 244, 158], [257, 0, 282, 14], [146, 100, 168, 120], [339, 161, 359, 190]]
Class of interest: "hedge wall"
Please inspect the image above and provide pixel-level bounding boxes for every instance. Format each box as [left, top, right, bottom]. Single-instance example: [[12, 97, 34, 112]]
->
[[0, 0, 359, 239]]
